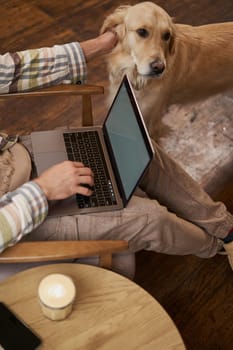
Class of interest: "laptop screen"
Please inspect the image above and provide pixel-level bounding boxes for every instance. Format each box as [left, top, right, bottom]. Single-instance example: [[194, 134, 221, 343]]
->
[[104, 76, 153, 203]]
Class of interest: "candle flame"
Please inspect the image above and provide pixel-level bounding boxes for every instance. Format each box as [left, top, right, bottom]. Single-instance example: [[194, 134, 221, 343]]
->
[[47, 283, 66, 298]]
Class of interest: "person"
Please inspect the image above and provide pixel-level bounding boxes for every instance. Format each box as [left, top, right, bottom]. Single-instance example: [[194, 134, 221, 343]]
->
[[0, 32, 233, 279]]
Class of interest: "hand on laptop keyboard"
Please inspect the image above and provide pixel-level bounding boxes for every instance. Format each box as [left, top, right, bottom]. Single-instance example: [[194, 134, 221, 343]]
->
[[34, 161, 94, 201]]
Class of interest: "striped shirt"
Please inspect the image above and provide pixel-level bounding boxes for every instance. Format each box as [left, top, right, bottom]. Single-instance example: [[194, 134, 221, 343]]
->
[[0, 42, 87, 252], [0, 42, 87, 93], [0, 182, 48, 252]]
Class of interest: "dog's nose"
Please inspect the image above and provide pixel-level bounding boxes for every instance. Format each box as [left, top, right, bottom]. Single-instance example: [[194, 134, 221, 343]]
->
[[150, 60, 165, 76]]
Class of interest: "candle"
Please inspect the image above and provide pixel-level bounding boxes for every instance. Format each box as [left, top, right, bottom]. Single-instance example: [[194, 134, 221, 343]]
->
[[38, 273, 76, 321]]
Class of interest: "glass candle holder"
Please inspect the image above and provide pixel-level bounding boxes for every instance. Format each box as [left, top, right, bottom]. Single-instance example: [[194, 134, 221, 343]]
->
[[38, 273, 76, 321]]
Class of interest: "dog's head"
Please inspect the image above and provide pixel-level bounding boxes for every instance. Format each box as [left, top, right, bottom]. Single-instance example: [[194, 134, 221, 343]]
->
[[101, 2, 176, 90]]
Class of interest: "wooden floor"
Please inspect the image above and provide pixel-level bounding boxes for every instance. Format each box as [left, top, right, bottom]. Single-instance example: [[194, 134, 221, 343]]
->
[[1, 1, 233, 349]]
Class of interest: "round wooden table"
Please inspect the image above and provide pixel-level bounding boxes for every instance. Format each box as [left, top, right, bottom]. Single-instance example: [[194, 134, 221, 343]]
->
[[0, 264, 186, 349]]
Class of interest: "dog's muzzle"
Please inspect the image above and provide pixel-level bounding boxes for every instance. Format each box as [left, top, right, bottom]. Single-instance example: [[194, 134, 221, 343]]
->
[[149, 59, 165, 76]]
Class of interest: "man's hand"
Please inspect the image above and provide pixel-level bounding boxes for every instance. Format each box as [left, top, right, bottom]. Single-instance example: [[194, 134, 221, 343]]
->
[[80, 31, 118, 62], [34, 161, 94, 200]]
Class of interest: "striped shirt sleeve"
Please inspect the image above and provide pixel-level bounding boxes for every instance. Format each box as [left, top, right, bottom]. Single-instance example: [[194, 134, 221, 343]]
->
[[0, 182, 48, 253], [0, 42, 87, 93]]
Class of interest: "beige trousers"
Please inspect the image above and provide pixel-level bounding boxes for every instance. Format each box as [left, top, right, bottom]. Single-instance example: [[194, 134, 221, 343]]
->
[[25, 139, 233, 259]]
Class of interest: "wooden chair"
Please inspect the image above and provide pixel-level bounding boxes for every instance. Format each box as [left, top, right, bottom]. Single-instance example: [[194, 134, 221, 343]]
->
[[0, 240, 129, 270], [0, 84, 104, 127], [0, 85, 134, 279]]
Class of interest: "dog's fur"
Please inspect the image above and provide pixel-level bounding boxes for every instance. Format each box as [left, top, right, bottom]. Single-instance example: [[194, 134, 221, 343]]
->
[[101, 2, 233, 139]]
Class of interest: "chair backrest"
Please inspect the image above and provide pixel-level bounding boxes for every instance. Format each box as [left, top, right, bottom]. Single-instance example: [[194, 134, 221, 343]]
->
[[0, 85, 132, 276]]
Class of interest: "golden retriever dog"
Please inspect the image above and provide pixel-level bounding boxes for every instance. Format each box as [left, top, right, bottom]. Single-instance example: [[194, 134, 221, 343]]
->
[[101, 2, 233, 139]]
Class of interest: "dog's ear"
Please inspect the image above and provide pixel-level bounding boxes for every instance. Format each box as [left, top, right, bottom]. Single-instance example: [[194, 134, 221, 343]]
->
[[169, 31, 176, 55], [100, 6, 130, 40], [169, 20, 176, 55]]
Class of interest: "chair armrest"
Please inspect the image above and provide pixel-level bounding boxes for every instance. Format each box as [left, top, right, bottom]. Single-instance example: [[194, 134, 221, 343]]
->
[[0, 240, 129, 269], [0, 84, 104, 98]]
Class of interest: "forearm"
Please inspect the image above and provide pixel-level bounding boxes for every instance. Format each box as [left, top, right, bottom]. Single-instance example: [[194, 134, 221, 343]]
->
[[0, 182, 48, 252], [0, 42, 87, 93]]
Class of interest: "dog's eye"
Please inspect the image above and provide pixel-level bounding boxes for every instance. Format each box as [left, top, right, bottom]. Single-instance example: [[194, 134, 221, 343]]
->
[[162, 31, 171, 41], [136, 28, 149, 38]]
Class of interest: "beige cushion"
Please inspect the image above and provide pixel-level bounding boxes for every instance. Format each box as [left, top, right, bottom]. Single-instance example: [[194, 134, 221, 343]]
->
[[0, 143, 32, 196]]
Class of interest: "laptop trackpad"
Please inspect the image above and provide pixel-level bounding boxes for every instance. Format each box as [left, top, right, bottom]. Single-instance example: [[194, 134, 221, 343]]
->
[[31, 130, 68, 175], [34, 151, 67, 175]]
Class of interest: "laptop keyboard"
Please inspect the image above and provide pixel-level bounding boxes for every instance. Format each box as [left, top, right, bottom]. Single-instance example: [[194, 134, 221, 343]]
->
[[63, 131, 117, 208]]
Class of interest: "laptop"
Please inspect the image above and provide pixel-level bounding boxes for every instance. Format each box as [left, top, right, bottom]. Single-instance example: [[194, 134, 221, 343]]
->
[[31, 75, 154, 216]]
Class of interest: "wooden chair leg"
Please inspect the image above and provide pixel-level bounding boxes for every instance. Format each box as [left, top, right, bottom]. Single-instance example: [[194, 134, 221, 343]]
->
[[82, 95, 93, 126], [99, 253, 112, 269]]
